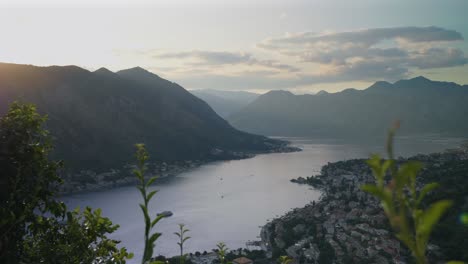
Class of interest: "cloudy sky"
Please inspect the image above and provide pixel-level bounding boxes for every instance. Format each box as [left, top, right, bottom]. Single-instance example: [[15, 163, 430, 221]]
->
[[1, 0, 467, 93]]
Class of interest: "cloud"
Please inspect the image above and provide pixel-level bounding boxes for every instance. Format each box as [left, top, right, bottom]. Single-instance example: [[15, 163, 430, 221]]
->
[[155, 51, 251, 64], [408, 47, 467, 69], [259, 26, 463, 50], [132, 26, 466, 91], [299, 47, 408, 65], [152, 50, 300, 72], [258, 26, 466, 82]]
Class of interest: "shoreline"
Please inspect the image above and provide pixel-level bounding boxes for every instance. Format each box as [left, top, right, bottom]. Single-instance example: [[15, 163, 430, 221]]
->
[[259, 145, 468, 263], [58, 159, 207, 196], [58, 144, 301, 196]]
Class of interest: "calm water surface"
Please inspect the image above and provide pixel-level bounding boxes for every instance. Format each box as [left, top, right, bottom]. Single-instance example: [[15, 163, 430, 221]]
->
[[62, 136, 465, 262]]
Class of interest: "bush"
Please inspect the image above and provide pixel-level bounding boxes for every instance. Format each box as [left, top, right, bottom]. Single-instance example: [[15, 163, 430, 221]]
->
[[0, 102, 132, 263]]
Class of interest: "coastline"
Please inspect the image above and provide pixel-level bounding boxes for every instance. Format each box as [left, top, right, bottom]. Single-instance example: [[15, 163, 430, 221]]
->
[[259, 145, 468, 263], [58, 159, 207, 195], [58, 143, 301, 195]]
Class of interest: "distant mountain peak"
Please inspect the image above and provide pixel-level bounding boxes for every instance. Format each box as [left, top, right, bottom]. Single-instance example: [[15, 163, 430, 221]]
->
[[94, 67, 117, 77], [94, 67, 113, 73], [395, 75, 433, 85], [316, 90, 329, 95], [393, 75, 437, 89], [367, 80, 393, 90], [264, 90, 294, 96], [126, 66, 147, 72], [410, 76, 430, 82], [341, 88, 358, 93], [117, 66, 161, 79], [127, 66, 151, 74]]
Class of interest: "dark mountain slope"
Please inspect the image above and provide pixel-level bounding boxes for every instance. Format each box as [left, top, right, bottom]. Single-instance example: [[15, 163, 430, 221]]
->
[[228, 77, 468, 137], [0, 62, 284, 172]]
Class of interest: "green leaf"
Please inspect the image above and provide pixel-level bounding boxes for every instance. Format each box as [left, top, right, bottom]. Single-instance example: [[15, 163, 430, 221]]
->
[[146, 176, 158, 187], [361, 184, 383, 199], [367, 154, 383, 183], [362, 184, 394, 216], [151, 214, 166, 228], [396, 161, 422, 190], [134, 169, 142, 178], [137, 186, 146, 199], [417, 200, 453, 245], [416, 182, 439, 206], [399, 160, 422, 177], [147, 190, 158, 202], [139, 204, 150, 228], [395, 232, 416, 253], [381, 159, 393, 177], [149, 232, 162, 245]]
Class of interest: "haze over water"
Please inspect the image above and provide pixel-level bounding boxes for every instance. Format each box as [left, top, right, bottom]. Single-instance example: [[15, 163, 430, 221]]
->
[[63, 136, 465, 262]]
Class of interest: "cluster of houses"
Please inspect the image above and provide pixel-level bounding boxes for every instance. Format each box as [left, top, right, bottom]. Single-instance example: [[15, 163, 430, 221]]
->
[[261, 145, 468, 264], [59, 160, 203, 194]]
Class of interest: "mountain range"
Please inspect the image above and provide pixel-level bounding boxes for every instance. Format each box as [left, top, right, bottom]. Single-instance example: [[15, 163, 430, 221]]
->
[[0, 62, 286, 172], [228, 76, 468, 138], [190, 89, 259, 118]]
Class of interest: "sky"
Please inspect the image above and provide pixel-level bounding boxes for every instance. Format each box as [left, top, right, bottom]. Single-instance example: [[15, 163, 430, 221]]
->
[[0, 0, 467, 93]]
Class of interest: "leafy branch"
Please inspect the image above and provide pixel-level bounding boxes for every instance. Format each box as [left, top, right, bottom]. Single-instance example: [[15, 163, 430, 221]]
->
[[361, 125, 452, 264], [279, 255, 293, 264], [1, 102, 132, 263], [174, 223, 191, 264], [134, 144, 167, 264], [216, 242, 228, 264]]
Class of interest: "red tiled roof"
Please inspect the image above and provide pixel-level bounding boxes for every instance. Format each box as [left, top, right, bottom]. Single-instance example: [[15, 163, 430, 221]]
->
[[233, 257, 253, 264]]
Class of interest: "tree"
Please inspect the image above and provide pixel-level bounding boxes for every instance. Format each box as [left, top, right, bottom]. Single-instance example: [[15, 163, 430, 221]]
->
[[133, 144, 167, 264], [174, 224, 191, 264], [0, 102, 132, 263], [22, 207, 132, 263], [0, 102, 64, 261]]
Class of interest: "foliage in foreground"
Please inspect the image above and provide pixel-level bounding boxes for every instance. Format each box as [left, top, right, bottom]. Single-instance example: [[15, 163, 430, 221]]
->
[[174, 223, 191, 264], [23, 207, 132, 263], [134, 144, 167, 264], [216, 242, 228, 264], [362, 125, 452, 264], [424, 159, 468, 261], [0, 102, 132, 263], [279, 255, 293, 264]]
